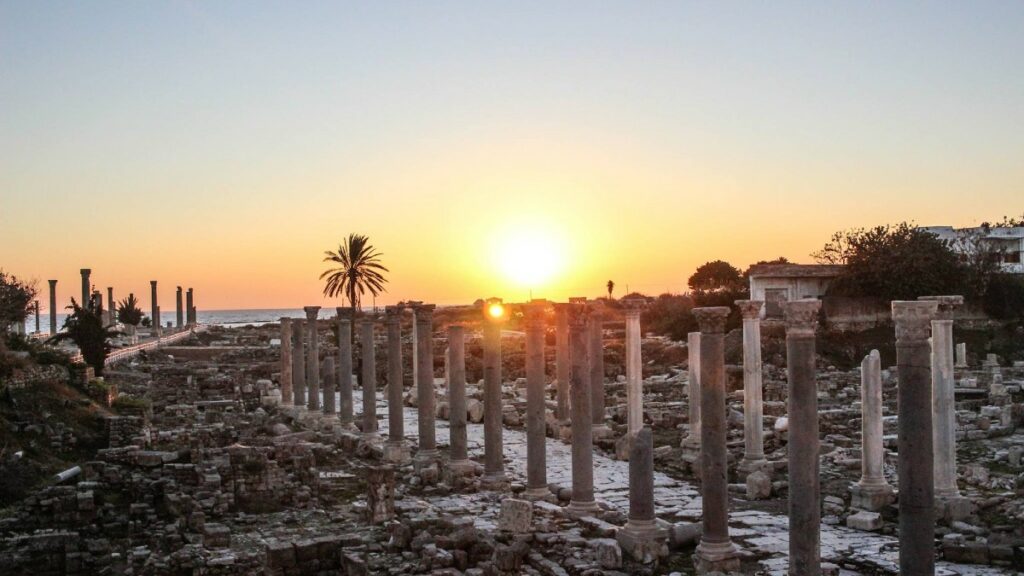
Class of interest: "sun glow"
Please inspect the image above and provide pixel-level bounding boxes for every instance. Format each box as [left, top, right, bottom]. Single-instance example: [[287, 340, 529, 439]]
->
[[487, 302, 505, 319], [496, 227, 564, 289]]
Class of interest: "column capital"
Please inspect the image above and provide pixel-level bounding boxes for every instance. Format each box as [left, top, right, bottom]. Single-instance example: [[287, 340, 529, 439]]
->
[[735, 299, 764, 320], [303, 306, 321, 321], [81, 269, 91, 275], [567, 302, 589, 329], [483, 297, 507, 324], [412, 303, 436, 323], [892, 300, 937, 343], [280, 316, 292, 326], [384, 304, 403, 322], [523, 299, 548, 328], [693, 306, 730, 334], [918, 295, 963, 321], [150, 280, 157, 286], [335, 307, 353, 320], [622, 297, 646, 317], [782, 299, 821, 335], [48, 279, 57, 287]]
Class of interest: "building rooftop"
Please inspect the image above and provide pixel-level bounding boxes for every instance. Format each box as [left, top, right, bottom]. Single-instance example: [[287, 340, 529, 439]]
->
[[747, 263, 845, 279]]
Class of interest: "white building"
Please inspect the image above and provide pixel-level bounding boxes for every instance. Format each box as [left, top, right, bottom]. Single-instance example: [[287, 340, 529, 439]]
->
[[923, 226, 1024, 274], [747, 264, 844, 318]]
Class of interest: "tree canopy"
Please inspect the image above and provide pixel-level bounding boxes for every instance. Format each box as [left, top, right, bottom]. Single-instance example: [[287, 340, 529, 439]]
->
[[49, 298, 119, 376], [321, 233, 389, 315], [0, 270, 37, 327]]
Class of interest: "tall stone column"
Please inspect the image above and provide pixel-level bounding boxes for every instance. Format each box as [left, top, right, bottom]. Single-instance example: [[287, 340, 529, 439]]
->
[[681, 332, 702, 458], [34, 300, 40, 333], [892, 300, 938, 576], [524, 300, 548, 499], [783, 299, 822, 576], [617, 426, 667, 562], [304, 307, 321, 412], [736, 300, 767, 475], [448, 325, 474, 476], [322, 356, 336, 415], [482, 298, 508, 490], [360, 317, 379, 437], [693, 307, 739, 574], [955, 343, 967, 368], [175, 287, 184, 329], [851, 350, 893, 511], [408, 300, 423, 394], [555, 304, 571, 423], [920, 295, 963, 501], [589, 309, 612, 438], [567, 304, 600, 517], [80, 269, 91, 307], [413, 304, 438, 472], [279, 318, 294, 405], [107, 287, 114, 325], [383, 306, 410, 462], [292, 319, 306, 407], [336, 308, 355, 427], [624, 302, 644, 437], [186, 289, 194, 325], [48, 280, 57, 334], [150, 280, 160, 335]]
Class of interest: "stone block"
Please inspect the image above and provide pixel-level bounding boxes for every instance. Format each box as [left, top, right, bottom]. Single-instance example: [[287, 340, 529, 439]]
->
[[745, 470, 771, 500], [591, 538, 623, 569], [497, 498, 532, 533], [846, 510, 882, 531]]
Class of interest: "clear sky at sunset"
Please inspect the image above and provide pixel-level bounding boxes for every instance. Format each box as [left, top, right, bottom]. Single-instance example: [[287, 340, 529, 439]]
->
[[2, 1, 1022, 311]]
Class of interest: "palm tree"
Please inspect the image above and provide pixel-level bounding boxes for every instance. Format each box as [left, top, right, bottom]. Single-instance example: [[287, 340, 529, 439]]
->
[[49, 298, 120, 376], [320, 233, 389, 318], [607, 280, 615, 300]]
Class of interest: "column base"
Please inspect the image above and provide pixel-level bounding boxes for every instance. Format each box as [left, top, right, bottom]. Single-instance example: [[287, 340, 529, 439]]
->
[[737, 457, 769, 479], [383, 441, 411, 464], [565, 499, 600, 519], [592, 424, 614, 440], [850, 481, 895, 512], [480, 471, 510, 492], [616, 519, 668, 564], [694, 538, 740, 574], [936, 494, 975, 522], [448, 459, 477, 477], [523, 486, 550, 501], [558, 423, 573, 443], [413, 449, 440, 484]]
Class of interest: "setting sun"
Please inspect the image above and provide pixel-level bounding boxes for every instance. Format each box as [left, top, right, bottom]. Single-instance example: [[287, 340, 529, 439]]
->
[[496, 228, 564, 289]]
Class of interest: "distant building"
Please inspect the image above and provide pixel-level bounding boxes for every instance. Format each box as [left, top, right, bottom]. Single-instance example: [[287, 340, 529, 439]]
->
[[922, 226, 1024, 274], [747, 264, 845, 318]]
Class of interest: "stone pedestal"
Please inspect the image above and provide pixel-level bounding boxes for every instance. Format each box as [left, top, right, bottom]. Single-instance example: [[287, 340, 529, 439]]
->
[[412, 304, 438, 476], [851, 350, 894, 511], [783, 299, 821, 576], [280, 318, 294, 405], [384, 306, 409, 463], [336, 308, 355, 427], [524, 300, 548, 499], [360, 318, 379, 438], [892, 300, 938, 576], [482, 298, 509, 490], [692, 307, 739, 574], [292, 320, 306, 407], [447, 325, 474, 478], [366, 466, 395, 524], [589, 310, 612, 439], [304, 307, 321, 412], [681, 332, 702, 462], [48, 280, 57, 334], [617, 427, 668, 562], [920, 295, 963, 501], [566, 304, 599, 517], [955, 342, 967, 368], [555, 304, 571, 423], [736, 300, 767, 476]]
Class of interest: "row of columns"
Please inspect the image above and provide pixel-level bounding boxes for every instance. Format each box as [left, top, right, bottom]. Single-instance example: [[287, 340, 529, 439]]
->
[[46, 274, 197, 334]]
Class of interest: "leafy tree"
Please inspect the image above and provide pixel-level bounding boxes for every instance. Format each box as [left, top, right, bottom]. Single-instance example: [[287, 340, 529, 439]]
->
[[0, 270, 38, 353], [983, 274, 1024, 321], [641, 293, 697, 341], [814, 223, 966, 301], [48, 298, 120, 376], [320, 233, 389, 318], [688, 260, 744, 293], [116, 293, 144, 326], [606, 280, 615, 299]]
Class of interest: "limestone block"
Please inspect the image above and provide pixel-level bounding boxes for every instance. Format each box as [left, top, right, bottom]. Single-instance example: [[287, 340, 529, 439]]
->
[[846, 510, 882, 531], [592, 538, 623, 569], [745, 470, 771, 500], [498, 498, 533, 533]]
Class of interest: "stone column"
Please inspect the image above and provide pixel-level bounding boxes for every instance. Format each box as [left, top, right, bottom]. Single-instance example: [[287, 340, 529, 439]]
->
[[413, 304, 438, 473], [80, 269, 91, 307], [851, 350, 894, 511], [175, 287, 184, 329], [482, 298, 508, 490], [524, 300, 548, 499], [892, 300, 938, 576], [107, 287, 114, 325], [292, 319, 306, 407], [336, 308, 355, 427], [555, 303, 571, 423], [150, 280, 160, 335], [304, 307, 321, 412], [736, 300, 767, 475], [48, 280, 57, 334], [617, 426, 667, 562], [681, 332, 702, 458], [783, 299, 821, 576], [920, 295, 963, 501], [383, 306, 409, 462], [322, 356, 336, 414], [567, 304, 600, 517], [589, 309, 611, 438], [408, 300, 423, 393], [624, 303, 643, 437], [186, 289, 194, 325], [955, 342, 967, 368], [34, 300, 40, 333], [448, 325, 474, 476], [280, 318, 294, 405], [693, 307, 739, 574], [360, 317, 378, 437]]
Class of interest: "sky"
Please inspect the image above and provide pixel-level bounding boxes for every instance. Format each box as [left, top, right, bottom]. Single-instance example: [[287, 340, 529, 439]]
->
[[2, 1, 1022, 311]]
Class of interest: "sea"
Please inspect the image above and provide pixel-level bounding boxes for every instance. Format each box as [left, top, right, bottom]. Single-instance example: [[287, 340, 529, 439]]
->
[[18, 308, 364, 335]]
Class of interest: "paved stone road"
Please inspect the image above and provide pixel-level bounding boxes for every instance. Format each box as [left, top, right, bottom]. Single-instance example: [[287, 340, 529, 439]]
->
[[342, 390, 1011, 576]]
